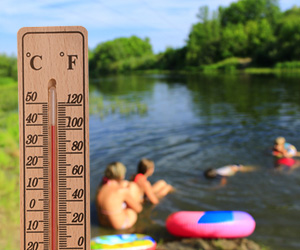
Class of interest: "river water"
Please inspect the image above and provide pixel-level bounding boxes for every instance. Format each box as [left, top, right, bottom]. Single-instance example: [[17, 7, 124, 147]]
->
[[89, 73, 300, 250]]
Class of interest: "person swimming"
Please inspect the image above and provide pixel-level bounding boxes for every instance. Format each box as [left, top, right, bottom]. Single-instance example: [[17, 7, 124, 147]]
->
[[272, 137, 298, 158], [96, 162, 142, 230], [204, 164, 256, 186], [132, 158, 174, 204], [272, 137, 300, 170]]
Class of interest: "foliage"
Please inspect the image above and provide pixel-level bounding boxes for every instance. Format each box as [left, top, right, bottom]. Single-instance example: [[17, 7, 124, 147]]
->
[[218, 0, 281, 27], [85, 0, 300, 72], [185, 0, 282, 68], [275, 6, 300, 61], [155, 47, 187, 70], [220, 23, 248, 58], [0, 54, 17, 80], [1, 1, 300, 74], [108, 54, 157, 73], [0, 78, 19, 250], [0, 79, 18, 113], [275, 61, 300, 69], [89, 36, 153, 75], [201, 57, 252, 72], [186, 9, 221, 65]]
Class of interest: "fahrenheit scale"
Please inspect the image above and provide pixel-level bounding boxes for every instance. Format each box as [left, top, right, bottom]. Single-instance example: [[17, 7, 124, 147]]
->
[[18, 26, 90, 250]]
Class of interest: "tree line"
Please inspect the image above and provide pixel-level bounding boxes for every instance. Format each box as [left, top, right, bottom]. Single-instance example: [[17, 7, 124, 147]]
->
[[1, 0, 300, 76], [185, 0, 300, 68], [89, 0, 300, 74]]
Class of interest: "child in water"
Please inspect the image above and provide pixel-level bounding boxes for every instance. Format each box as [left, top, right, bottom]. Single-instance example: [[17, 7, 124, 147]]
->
[[272, 137, 300, 169], [204, 164, 256, 186], [272, 137, 298, 158], [132, 158, 174, 204], [96, 162, 142, 230]]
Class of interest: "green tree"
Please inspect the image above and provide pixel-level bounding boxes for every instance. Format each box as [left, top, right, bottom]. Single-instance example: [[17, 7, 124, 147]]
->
[[186, 1, 281, 66], [275, 6, 300, 61], [186, 6, 221, 66], [89, 36, 153, 75], [0, 54, 17, 80], [156, 47, 187, 70], [219, 0, 280, 27], [220, 23, 248, 58], [248, 19, 277, 65]]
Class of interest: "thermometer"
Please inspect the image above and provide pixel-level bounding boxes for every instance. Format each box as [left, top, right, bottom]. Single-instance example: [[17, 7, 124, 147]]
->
[[18, 26, 90, 250]]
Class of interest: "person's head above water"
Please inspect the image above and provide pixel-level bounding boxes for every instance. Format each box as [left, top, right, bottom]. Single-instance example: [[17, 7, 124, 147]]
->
[[137, 158, 155, 176], [204, 168, 218, 179], [275, 137, 285, 146], [274, 137, 286, 152], [104, 162, 126, 181]]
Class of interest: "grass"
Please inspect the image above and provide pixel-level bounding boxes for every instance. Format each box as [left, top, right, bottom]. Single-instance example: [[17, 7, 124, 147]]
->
[[275, 61, 300, 69], [0, 78, 19, 250], [201, 57, 239, 72], [133, 58, 300, 75], [245, 67, 300, 74]]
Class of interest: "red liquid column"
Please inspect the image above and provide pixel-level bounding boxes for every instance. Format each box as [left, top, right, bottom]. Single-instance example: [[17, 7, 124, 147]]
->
[[49, 86, 57, 250]]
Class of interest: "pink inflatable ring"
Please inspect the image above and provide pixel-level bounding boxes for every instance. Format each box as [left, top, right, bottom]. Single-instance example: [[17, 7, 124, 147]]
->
[[166, 211, 255, 238]]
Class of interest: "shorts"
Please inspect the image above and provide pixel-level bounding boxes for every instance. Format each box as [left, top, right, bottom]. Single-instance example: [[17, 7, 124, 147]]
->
[[276, 158, 296, 167]]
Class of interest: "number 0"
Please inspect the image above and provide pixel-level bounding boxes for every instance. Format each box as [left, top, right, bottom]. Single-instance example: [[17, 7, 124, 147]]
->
[[78, 236, 84, 246]]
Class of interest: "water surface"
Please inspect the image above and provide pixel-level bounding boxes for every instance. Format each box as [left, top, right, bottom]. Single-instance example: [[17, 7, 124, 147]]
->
[[89, 73, 300, 250]]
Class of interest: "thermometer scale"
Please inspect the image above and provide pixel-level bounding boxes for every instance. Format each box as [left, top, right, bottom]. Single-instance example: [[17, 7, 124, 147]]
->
[[18, 26, 90, 250]]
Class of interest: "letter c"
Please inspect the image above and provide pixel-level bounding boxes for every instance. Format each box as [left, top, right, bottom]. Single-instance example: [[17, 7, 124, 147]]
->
[[30, 55, 42, 70]]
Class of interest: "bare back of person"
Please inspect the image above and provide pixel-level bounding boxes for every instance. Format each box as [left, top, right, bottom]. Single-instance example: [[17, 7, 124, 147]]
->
[[96, 180, 142, 230]]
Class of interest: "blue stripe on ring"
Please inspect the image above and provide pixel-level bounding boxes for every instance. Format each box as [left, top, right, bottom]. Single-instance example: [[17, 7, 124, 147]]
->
[[198, 211, 234, 223]]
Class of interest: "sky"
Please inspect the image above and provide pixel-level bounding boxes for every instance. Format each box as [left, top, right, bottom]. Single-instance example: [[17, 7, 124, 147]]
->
[[0, 0, 299, 55]]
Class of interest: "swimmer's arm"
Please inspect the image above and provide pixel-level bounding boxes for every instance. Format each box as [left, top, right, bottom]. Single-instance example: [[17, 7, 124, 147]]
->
[[272, 147, 286, 157], [208, 177, 227, 190], [283, 151, 290, 158], [124, 192, 143, 213], [277, 148, 289, 158], [272, 151, 282, 157], [143, 181, 159, 204], [220, 177, 227, 187]]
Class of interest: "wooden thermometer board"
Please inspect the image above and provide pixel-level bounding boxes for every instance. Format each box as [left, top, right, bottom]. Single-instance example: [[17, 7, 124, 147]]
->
[[18, 26, 90, 250]]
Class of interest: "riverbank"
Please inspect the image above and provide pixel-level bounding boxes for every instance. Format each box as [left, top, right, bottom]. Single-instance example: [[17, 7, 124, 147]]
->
[[108, 66, 300, 77], [89, 56, 300, 76], [157, 238, 268, 250], [134, 58, 300, 75]]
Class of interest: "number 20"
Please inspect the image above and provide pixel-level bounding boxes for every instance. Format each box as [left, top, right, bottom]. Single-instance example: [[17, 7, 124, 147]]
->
[[27, 241, 38, 250]]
